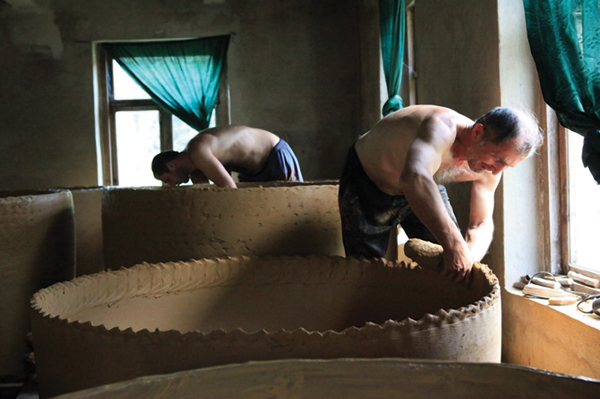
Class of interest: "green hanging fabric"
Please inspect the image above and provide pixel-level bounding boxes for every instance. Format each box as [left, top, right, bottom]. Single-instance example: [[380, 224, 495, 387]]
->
[[379, 0, 406, 116], [104, 35, 230, 131], [523, 0, 600, 183]]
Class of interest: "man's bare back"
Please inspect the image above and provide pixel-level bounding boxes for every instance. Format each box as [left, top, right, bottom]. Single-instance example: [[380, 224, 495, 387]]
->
[[152, 124, 303, 188], [355, 105, 481, 195], [186, 125, 280, 177]]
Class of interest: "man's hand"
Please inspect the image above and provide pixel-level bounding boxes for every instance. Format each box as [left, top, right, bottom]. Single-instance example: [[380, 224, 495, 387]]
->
[[404, 238, 473, 284], [440, 239, 474, 284]]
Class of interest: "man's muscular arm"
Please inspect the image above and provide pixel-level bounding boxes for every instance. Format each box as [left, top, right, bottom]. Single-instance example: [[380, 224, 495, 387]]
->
[[463, 174, 500, 262], [188, 137, 237, 188], [398, 117, 473, 282]]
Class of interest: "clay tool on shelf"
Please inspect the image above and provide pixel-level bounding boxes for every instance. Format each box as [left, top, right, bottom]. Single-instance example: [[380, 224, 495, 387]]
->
[[522, 271, 583, 305]]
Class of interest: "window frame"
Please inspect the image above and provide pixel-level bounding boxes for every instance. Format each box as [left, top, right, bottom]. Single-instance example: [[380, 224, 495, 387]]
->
[[559, 124, 600, 275], [94, 42, 230, 186], [405, 0, 416, 106], [544, 100, 597, 275], [558, 122, 570, 273], [531, 96, 567, 276]]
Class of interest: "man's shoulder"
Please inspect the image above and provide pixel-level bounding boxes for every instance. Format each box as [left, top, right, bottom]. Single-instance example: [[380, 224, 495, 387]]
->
[[427, 108, 474, 135], [186, 132, 216, 153], [387, 105, 466, 128]]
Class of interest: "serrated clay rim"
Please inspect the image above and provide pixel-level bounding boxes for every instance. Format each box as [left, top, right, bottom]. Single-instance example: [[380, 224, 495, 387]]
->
[[0, 189, 70, 202], [103, 180, 339, 194], [101, 183, 342, 209], [31, 255, 500, 343]]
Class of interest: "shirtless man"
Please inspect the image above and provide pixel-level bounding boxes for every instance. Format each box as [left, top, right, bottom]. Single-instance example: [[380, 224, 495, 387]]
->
[[338, 105, 543, 282], [152, 125, 303, 188]]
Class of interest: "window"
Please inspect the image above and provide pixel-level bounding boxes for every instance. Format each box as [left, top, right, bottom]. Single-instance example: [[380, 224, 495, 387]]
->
[[564, 129, 600, 272], [405, 0, 416, 106], [95, 46, 225, 187]]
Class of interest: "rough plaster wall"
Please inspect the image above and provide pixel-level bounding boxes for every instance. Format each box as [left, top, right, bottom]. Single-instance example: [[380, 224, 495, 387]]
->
[[358, 0, 383, 134], [413, 0, 500, 241], [0, 0, 377, 190], [0, 1, 95, 190], [414, 0, 499, 117], [228, 0, 368, 179]]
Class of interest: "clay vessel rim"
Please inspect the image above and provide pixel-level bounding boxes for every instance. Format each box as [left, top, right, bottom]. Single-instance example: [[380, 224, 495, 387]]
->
[[0, 189, 70, 200], [104, 181, 339, 192], [31, 255, 500, 341]]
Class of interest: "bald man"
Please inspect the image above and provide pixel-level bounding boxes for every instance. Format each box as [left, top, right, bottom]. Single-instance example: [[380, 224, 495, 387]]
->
[[339, 105, 543, 282]]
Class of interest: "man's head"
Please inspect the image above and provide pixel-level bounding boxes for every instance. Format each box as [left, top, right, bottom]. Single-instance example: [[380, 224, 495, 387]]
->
[[466, 107, 544, 175], [151, 151, 189, 186], [475, 107, 544, 157]]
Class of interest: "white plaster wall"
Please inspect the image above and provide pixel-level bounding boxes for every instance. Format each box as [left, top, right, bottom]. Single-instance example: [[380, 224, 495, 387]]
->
[[497, 0, 543, 286]]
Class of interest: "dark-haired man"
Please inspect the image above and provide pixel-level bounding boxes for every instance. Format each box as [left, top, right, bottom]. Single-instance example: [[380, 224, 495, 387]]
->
[[152, 125, 303, 188], [338, 104, 543, 282]]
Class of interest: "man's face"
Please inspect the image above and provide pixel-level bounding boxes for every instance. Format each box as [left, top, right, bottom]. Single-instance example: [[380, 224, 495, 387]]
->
[[466, 138, 526, 176], [155, 169, 189, 187]]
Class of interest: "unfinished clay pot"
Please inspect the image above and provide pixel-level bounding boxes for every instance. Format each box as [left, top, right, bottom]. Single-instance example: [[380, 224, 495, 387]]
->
[[69, 187, 104, 276], [0, 190, 74, 376], [52, 358, 600, 399], [102, 182, 343, 269], [31, 255, 500, 397]]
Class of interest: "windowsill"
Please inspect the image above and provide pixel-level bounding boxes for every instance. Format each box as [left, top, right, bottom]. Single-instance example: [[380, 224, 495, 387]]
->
[[505, 285, 600, 330], [503, 286, 600, 380]]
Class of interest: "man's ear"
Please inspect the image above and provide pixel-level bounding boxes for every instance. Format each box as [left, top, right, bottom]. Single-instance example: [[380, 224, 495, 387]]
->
[[166, 160, 178, 171], [472, 123, 485, 141]]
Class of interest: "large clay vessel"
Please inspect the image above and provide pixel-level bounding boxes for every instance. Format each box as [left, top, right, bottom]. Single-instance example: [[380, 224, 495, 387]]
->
[[70, 187, 104, 276], [0, 190, 74, 376], [101, 182, 343, 269], [52, 358, 600, 399], [31, 256, 500, 397]]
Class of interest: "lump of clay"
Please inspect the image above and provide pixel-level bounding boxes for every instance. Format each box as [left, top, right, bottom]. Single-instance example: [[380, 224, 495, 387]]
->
[[404, 238, 444, 271]]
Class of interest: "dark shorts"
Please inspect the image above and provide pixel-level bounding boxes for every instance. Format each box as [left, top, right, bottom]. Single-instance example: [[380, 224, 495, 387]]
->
[[238, 139, 304, 183], [338, 144, 459, 259]]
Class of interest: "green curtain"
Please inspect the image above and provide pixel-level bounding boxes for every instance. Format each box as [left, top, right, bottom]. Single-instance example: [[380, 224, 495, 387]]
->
[[523, 0, 600, 183], [379, 0, 406, 116], [104, 35, 230, 131]]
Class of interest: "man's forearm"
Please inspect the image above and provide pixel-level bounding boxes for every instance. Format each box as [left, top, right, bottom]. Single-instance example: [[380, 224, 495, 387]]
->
[[464, 221, 494, 262], [400, 174, 464, 250]]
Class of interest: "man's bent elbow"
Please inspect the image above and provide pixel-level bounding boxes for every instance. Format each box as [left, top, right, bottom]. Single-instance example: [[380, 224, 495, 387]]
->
[[399, 169, 432, 192]]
